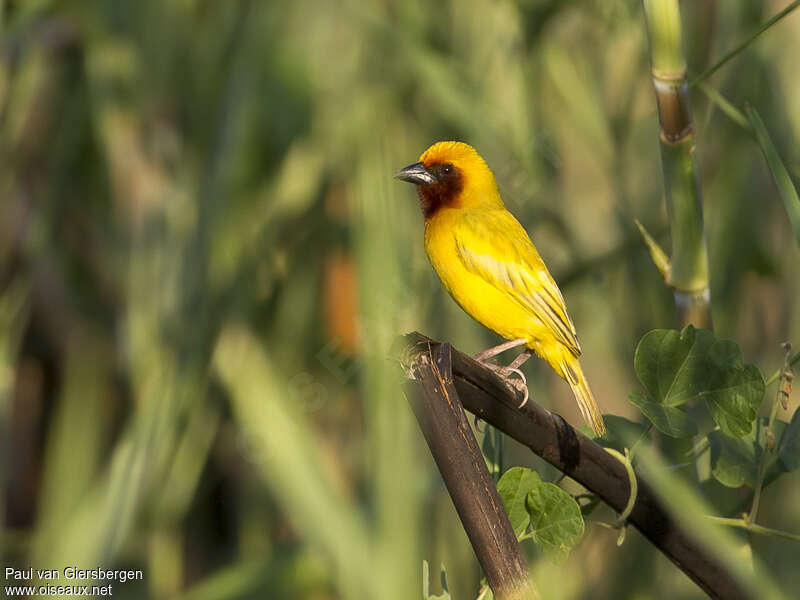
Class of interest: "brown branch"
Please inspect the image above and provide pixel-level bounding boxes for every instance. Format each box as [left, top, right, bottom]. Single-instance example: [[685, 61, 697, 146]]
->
[[400, 332, 751, 600], [403, 342, 538, 600]]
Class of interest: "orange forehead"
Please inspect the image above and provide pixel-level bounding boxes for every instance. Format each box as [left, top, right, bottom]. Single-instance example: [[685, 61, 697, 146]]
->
[[413, 141, 502, 211], [419, 141, 483, 168]]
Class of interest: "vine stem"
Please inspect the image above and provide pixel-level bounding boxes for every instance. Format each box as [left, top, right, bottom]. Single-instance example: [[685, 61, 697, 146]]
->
[[605, 448, 638, 525], [747, 344, 793, 526], [707, 517, 800, 544], [764, 350, 800, 386]]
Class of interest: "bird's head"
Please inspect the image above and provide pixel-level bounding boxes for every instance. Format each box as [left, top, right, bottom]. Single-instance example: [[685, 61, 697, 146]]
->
[[394, 141, 502, 219]]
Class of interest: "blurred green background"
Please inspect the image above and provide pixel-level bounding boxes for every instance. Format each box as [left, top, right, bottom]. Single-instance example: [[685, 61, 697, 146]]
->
[[1, 0, 799, 599]]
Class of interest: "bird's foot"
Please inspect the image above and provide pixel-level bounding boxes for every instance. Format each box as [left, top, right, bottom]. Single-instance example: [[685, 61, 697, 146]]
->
[[479, 361, 530, 408], [473, 338, 528, 362]]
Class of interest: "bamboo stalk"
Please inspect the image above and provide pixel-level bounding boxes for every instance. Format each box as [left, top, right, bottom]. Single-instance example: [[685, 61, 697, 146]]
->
[[642, 0, 712, 329], [403, 342, 538, 600]]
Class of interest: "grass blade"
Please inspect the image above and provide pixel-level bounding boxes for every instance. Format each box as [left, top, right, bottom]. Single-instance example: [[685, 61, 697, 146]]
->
[[745, 104, 800, 248], [213, 325, 375, 600], [691, 0, 800, 87], [634, 442, 788, 600], [698, 83, 750, 131]]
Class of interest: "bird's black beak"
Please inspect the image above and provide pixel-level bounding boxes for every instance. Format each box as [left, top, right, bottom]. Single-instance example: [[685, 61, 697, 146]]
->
[[393, 162, 436, 185]]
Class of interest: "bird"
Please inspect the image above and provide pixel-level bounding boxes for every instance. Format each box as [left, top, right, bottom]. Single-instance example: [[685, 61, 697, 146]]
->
[[394, 141, 605, 436]]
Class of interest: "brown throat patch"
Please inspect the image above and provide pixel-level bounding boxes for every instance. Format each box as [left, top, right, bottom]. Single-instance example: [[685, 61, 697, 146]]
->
[[418, 163, 463, 219]]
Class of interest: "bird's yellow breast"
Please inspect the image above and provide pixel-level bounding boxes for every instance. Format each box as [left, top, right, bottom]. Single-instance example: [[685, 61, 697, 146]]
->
[[424, 208, 550, 348]]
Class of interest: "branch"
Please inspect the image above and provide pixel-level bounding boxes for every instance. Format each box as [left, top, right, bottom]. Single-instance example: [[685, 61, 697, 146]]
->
[[403, 342, 538, 600], [400, 333, 751, 600]]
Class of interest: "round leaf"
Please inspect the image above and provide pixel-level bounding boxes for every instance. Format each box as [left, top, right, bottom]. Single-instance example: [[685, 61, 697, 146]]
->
[[525, 481, 584, 563], [634, 326, 764, 437], [628, 391, 697, 437], [497, 467, 541, 536]]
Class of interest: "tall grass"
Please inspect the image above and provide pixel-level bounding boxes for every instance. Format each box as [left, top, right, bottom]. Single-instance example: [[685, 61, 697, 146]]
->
[[1, 1, 799, 598]]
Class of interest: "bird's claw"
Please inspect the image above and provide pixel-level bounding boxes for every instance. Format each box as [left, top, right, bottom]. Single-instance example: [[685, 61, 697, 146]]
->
[[480, 362, 530, 409], [502, 369, 530, 408]]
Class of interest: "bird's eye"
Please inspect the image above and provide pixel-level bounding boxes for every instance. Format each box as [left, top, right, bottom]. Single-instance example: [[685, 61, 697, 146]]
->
[[442, 164, 453, 175]]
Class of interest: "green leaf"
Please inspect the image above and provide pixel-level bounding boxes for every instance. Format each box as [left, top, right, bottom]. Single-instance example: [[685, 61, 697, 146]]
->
[[628, 391, 697, 438], [634, 326, 764, 437], [705, 363, 764, 438], [708, 431, 758, 488], [497, 467, 585, 561], [497, 467, 541, 536], [635, 326, 712, 406], [778, 409, 800, 471], [746, 104, 800, 248], [709, 418, 788, 487], [634, 219, 670, 279], [526, 482, 584, 563]]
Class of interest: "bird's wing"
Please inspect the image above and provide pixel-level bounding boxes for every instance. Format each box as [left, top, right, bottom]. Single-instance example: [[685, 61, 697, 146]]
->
[[454, 210, 581, 356]]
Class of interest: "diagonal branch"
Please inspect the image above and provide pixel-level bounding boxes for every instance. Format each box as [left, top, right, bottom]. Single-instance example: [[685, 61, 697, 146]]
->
[[399, 332, 751, 600]]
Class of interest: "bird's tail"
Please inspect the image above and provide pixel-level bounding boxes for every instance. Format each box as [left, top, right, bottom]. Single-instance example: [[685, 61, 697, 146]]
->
[[561, 359, 605, 437]]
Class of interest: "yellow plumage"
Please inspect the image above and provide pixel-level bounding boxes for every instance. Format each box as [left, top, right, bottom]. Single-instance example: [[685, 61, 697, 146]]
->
[[398, 141, 605, 436]]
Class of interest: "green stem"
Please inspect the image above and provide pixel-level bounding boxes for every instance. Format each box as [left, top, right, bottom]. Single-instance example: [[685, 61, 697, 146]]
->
[[707, 517, 800, 544], [642, 0, 686, 76], [747, 442, 770, 526], [684, 428, 716, 457], [641, 0, 712, 329], [604, 448, 637, 525], [691, 1, 800, 87], [748, 347, 792, 525]]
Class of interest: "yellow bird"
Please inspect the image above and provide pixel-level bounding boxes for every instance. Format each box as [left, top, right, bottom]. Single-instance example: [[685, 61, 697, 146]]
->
[[395, 141, 605, 436]]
